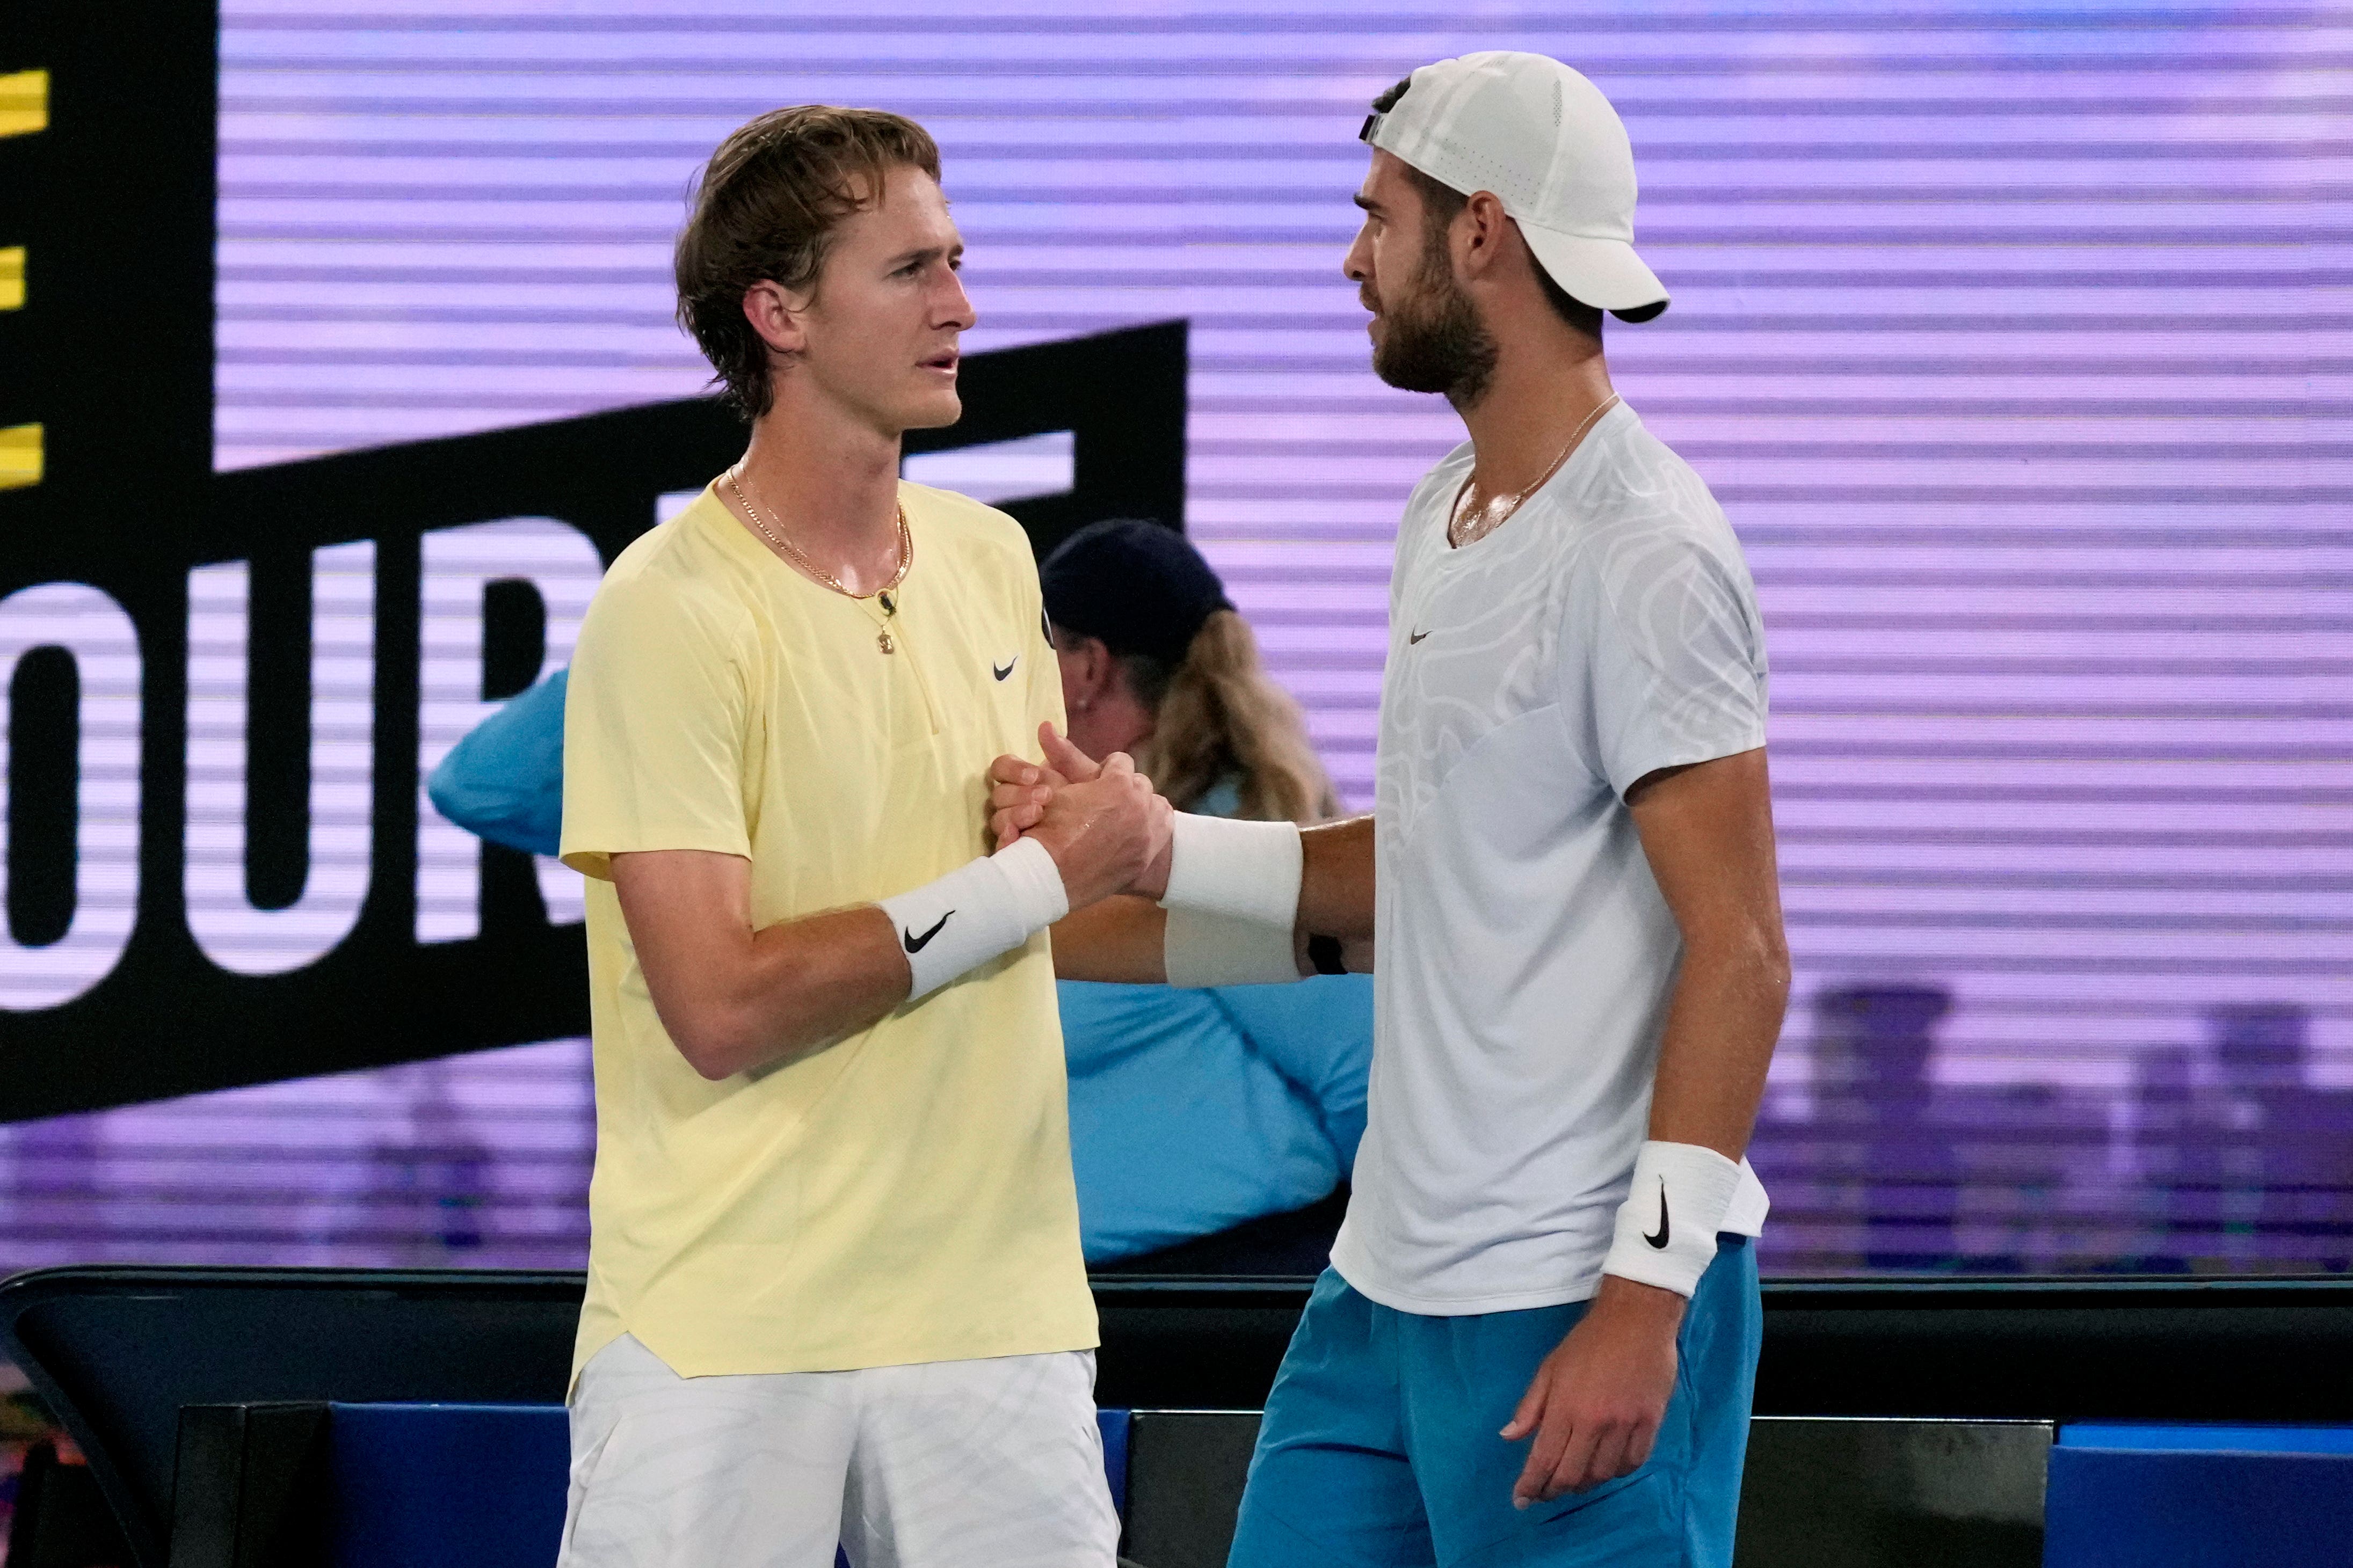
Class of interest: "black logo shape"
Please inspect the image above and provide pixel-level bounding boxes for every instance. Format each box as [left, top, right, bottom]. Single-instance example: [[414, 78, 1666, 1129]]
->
[[1644, 1178, 1671, 1249], [993, 659, 1017, 681], [904, 911, 954, 953], [1408, 629, 1430, 644]]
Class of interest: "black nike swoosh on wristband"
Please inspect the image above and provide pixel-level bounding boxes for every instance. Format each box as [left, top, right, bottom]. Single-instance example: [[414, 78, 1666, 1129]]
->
[[904, 911, 953, 953], [1644, 1178, 1671, 1249]]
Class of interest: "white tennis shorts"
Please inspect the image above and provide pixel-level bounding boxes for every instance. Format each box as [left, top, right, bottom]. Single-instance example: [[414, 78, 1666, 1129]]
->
[[555, 1333, 1121, 1568]]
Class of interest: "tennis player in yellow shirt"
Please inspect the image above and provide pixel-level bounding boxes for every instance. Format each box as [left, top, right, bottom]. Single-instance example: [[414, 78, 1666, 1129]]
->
[[552, 106, 1166, 1567]]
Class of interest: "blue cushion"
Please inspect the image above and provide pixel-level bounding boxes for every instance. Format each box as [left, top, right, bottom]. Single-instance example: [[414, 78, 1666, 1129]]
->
[[329, 1404, 569, 1568], [2061, 1421, 2353, 1455], [2044, 1446, 2353, 1568]]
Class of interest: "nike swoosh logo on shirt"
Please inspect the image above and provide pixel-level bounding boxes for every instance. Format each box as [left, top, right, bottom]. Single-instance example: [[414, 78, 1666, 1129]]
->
[[993, 658, 1017, 681], [904, 911, 953, 953], [1644, 1178, 1671, 1249], [1408, 629, 1430, 644]]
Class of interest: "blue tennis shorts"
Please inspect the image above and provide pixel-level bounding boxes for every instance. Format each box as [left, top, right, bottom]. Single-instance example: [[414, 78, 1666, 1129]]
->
[[1228, 1235, 1761, 1567]]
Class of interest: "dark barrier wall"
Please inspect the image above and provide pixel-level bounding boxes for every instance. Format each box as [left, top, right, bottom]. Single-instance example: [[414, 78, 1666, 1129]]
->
[[0, 2, 1184, 1121], [7, 1267, 2353, 1568]]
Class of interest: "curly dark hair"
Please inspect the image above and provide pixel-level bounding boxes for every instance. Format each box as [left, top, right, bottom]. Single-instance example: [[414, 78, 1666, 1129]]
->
[[674, 106, 942, 421]]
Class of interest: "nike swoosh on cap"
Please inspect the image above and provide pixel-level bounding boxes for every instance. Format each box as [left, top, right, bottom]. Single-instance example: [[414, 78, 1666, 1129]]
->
[[904, 911, 953, 953]]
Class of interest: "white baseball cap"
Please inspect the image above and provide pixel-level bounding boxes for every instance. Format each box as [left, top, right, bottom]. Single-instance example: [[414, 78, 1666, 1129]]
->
[[1360, 50, 1667, 323]]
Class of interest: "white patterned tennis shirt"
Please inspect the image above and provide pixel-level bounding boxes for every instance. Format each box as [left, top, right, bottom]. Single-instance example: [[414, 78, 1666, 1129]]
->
[[1332, 400, 1775, 1316]]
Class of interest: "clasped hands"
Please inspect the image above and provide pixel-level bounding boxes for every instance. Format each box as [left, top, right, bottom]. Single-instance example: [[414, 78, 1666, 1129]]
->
[[985, 723, 1174, 912]]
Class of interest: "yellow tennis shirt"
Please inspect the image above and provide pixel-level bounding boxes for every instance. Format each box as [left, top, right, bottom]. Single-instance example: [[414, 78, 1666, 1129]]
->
[[558, 480, 1093, 1381]]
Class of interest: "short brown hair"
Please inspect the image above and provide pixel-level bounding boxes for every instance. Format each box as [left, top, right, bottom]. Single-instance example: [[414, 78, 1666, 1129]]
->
[[674, 106, 942, 420], [1369, 77, 1602, 340]]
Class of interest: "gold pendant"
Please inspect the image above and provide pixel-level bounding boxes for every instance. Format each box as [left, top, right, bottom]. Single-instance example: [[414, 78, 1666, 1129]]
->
[[877, 630, 895, 654]]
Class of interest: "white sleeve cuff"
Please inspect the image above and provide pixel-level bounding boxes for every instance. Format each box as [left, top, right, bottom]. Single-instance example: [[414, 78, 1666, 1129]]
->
[[1160, 813, 1303, 931], [877, 837, 1068, 1002], [1600, 1141, 1744, 1298]]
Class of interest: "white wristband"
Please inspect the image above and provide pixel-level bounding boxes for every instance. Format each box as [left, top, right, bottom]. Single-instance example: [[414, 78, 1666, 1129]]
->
[[1160, 813, 1303, 930], [1164, 907, 1303, 988], [877, 837, 1069, 1001], [1601, 1141, 1743, 1299]]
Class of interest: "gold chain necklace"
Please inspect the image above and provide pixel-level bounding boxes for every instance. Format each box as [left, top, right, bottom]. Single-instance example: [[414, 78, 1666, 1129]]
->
[[727, 464, 912, 654], [1449, 392, 1621, 549]]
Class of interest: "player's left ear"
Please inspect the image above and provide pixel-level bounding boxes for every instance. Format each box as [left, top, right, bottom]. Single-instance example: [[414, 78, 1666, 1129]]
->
[[1457, 190, 1513, 281], [742, 278, 811, 359]]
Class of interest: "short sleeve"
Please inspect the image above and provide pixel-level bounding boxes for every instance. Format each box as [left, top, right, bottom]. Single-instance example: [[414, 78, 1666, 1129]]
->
[[1024, 571, 1067, 749], [559, 574, 754, 881], [1584, 528, 1769, 801]]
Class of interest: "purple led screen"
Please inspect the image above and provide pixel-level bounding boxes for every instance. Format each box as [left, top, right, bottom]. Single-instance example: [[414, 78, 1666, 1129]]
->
[[1, 0, 2349, 1281]]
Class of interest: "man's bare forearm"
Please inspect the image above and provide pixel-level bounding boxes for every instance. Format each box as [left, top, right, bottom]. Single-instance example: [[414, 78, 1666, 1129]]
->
[[614, 850, 912, 1081], [1298, 815, 1376, 943], [1047, 895, 1169, 984], [1643, 932, 1789, 1159], [699, 906, 914, 1078]]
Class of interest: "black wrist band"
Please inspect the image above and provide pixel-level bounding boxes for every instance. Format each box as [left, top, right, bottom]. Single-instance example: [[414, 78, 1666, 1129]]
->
[[1307, 933, 1347, 976]]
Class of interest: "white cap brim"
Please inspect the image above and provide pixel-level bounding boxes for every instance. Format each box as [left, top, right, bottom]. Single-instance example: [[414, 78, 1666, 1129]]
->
[[1519, 222, 1669, 322]]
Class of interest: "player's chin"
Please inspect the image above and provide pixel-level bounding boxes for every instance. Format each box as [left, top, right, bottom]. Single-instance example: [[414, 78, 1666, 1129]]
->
[[898, 381, 963, 431]]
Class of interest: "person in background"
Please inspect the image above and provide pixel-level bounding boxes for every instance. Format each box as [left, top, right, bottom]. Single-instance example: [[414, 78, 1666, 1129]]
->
[[1045, 517, 1338, 825], [1039, 518, 1369, 1260], [428, 518, 1372, 1266]]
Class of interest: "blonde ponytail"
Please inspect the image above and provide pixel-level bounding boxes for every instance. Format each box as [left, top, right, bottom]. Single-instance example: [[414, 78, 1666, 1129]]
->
[[1128, 610, 1341, 826]]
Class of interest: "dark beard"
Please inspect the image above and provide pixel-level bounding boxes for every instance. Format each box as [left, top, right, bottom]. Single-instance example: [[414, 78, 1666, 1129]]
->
[[1370, 259, 1498, 407]]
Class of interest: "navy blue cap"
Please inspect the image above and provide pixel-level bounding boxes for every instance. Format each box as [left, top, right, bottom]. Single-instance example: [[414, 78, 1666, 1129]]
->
[[1040, 519, 1233, 665]]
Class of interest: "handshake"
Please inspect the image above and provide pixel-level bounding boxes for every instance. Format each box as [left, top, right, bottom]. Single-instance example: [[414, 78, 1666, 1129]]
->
[[983, 722, 1175, 915], [966, 720, 1317, 993]]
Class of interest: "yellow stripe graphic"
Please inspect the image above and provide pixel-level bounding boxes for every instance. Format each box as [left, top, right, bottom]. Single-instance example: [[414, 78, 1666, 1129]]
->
[[0, 425, 42, 490], [0, 70, 47, 138], [0, 247, 22, 310]]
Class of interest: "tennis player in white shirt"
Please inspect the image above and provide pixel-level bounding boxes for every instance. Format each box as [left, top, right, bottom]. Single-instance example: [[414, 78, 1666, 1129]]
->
[[992, 51, 1788, 1566]]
